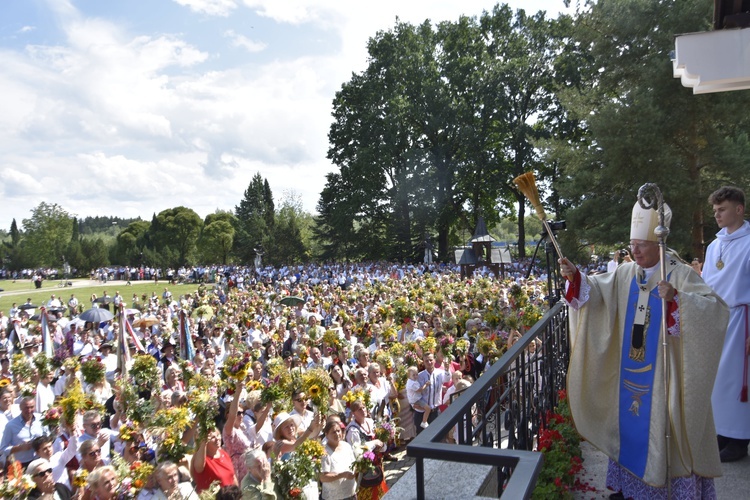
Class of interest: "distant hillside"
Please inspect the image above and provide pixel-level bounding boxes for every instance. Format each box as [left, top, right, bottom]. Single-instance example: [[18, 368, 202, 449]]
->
[[78, 216, 142, 235]]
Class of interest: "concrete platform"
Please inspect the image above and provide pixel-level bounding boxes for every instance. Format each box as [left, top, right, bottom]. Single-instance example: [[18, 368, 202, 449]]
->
[[384, 441, 750, 499]]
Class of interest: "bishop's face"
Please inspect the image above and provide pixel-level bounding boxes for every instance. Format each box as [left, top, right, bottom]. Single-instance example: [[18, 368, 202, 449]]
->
[[629, 240, 660, 269]]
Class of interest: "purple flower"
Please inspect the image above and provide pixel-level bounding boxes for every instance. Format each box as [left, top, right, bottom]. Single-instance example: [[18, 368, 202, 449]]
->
[[363, 451, 376, 461]]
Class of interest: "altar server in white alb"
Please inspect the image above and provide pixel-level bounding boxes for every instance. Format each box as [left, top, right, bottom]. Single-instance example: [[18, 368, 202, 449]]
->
[[702, 185, 750, 463], [559, 197, 728, 500]]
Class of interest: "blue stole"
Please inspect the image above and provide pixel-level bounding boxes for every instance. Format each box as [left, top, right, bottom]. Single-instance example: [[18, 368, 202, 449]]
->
[[618, 273, 665, 478]]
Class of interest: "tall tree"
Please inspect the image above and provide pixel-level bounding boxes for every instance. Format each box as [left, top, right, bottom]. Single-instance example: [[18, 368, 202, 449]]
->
[[553, 0, 750, 258], [235, 173, 275, 264], [199, 212, 237, 265], [22, 202, 74, 268], [150, 207, 203, 267], [269, 192, 310, 266]]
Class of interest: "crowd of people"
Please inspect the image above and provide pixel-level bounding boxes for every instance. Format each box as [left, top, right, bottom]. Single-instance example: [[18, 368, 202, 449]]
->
[[0, 261, 549, 499]]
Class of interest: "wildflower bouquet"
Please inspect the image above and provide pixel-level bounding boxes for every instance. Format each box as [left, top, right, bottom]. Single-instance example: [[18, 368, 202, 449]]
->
[[387, 341, 405, 359], [438, 336, 455, 357], [266, 357, 285, 378], [373, 351, 393, 375], [521, 304, 545, 330], [246, 379, 264, 392], [41, 406, 62, 428], [321, 329, 342, 352], [454, 338, 470, 356], [130, 355, 161, 391], [419, 336, 437, 355], [51, 347, 68, 369], [119, 424, 138, 444], [72, 469, 89, 489], [374, 420, 399, 443], [187, 379, 220, 441], [296, 439, 326, 462], [302, 368, 332, 412], [476, 333, 505, 364], [80, 356, 106, 385], [177, 358, 197, 389], [342, 386, 371, 409], [110, 454, 154, 498], [10, 353, 34, 381], [0, 467, 34, 498], [221, 351, 252, 393], [59, 379, 105, 426], [33, 352, 52, 378], [63, 356, 80, 375], [272, 449, 321, 500], [260, 379, 287, 408], [350, 448, 376, 475], [116, 377, 155, 425], [149, 407, 192, 463]]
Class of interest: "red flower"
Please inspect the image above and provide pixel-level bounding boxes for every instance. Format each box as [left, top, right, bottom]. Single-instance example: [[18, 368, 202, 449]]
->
[[289, 487, 302, 497]]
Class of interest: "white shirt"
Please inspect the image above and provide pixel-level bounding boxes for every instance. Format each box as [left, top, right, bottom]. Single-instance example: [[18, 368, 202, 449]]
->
[[321, 442, 357, 500]]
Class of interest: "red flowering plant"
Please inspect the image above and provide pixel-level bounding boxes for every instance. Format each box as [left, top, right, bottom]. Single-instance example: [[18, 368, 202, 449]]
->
[[532, 390, 594, 499]]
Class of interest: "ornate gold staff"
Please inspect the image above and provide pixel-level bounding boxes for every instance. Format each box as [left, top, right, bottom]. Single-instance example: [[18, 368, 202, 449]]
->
[[637, 183, 671, 499], [513, 172, 565, 259]]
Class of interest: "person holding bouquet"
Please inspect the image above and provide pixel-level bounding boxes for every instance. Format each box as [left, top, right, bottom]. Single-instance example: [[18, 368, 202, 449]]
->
[[320, 419, 356, 500], [344, 400, 388, 500]]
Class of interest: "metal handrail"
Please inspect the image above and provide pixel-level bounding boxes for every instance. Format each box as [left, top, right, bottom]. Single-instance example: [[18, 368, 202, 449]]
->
[[406, 301, 569, 499]]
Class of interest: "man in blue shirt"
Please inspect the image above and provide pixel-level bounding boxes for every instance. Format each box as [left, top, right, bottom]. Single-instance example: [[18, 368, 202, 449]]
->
[[0, 396, 45, 466]]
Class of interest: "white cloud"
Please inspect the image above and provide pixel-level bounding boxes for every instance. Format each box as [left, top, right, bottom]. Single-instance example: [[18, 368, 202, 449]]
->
[[0, 0, 573, 230], [18, 26, 36, 34], [172, 0, 238, 17], [224, 30, 267, 52]]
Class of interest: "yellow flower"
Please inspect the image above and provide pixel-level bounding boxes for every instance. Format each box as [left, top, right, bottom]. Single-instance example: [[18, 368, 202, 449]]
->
[[308, 384, 321, 399]]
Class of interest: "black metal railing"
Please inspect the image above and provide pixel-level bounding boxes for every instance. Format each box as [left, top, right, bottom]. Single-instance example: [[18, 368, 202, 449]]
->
[[406, 301, 570, 499]]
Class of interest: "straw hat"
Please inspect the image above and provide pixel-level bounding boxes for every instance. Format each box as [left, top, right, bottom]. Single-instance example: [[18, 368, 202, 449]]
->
[[272, 412, 302, 440]]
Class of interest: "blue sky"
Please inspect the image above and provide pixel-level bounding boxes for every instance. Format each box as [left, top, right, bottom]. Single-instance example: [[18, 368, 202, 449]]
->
[[0, 0, 573, 230]]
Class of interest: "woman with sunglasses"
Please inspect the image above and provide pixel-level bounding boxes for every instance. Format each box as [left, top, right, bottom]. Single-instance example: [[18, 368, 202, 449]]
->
[[26, 458, 73, 499]]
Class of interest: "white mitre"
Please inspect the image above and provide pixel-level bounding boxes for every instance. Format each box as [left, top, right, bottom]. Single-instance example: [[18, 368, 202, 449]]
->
[[630, 201, 671, 241]]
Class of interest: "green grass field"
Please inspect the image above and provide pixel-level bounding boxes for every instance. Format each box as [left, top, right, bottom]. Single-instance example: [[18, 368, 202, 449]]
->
[[0, 280, 200, 316]]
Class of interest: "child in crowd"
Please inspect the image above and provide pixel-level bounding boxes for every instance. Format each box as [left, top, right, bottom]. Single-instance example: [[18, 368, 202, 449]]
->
[[405, 366, 431, 429]]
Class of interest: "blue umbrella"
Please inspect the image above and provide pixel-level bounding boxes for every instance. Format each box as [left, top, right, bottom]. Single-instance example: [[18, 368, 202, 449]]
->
[[79, 308, 114, 323]]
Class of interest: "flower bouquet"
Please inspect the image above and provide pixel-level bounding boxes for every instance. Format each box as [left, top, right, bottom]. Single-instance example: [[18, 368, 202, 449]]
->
[[110, 454, 154, 498], [374, 420, 400, 444], [0, 465, 34, 498], [80, 356, 106, 385], [10, 353, 34, 381], [419, 336, 437, 355], [51, 347, 68, 369], [116, 377, 155, 425], [187, 379, 220, 441], [149, 407, 192, 464], [33, 352, 52, 378], [302, 367, 333, 412], [221, 351, 252, 393], [42, 406, 62, 429], [438, 336, 455, 357], [130, 354, 161, 392], [272, 447, 322, 500], [350, 447, 377, 476], [342, 386, 371, 410], [321, 328, 342, 352], [72, 469, 89, 489], [454, 338, 470, 356], [373, 350, 394, 375], [59, 380, 106, 426]]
